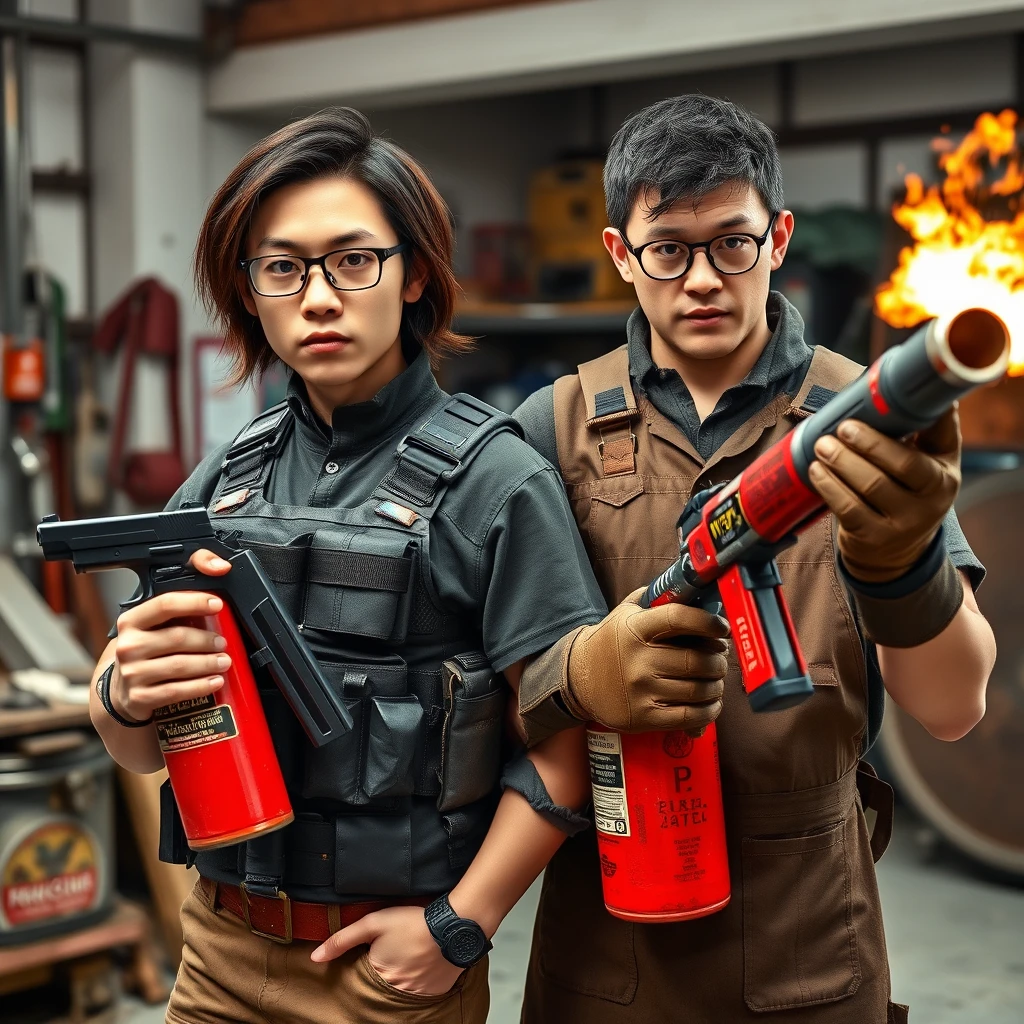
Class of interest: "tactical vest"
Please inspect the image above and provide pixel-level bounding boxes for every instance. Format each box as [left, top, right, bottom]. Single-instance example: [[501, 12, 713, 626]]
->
[[160, 391, 518, 903], [522, 345, 908, 1024]]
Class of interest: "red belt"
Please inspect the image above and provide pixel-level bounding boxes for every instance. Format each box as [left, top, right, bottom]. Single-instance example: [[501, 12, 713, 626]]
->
[[215, 882, 430, 943]]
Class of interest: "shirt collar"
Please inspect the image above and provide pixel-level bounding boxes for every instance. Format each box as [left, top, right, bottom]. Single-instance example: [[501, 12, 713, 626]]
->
[[627, 290, 813, 394], [285, 344, 440, 452]]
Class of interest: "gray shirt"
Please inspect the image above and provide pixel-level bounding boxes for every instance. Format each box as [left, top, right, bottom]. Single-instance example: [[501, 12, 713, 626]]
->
[[131, 348, 608, 670]]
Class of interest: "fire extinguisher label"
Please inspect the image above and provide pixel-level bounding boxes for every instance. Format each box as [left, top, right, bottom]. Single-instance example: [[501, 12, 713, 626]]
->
[[155, 702, 239, 753], [588, 731, 631, 837]]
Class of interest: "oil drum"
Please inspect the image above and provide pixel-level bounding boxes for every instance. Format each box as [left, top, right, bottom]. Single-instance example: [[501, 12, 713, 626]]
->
[[878, 453, 1024, 877], [0, 733, 115, 944]]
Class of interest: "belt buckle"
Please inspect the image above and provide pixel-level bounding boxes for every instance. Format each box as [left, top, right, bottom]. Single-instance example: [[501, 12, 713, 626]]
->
[[239, 883, 293, 944]]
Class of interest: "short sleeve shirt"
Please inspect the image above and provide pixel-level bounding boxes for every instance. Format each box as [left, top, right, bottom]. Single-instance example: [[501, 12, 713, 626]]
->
[[142, 349, 607, 670]]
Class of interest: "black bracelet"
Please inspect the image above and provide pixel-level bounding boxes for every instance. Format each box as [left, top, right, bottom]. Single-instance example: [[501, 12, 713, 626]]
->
[[838, 526, 947, 599], [97, 662, 152, 728]]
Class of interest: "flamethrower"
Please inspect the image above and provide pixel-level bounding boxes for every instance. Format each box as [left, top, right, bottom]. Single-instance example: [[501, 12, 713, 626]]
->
[[641, 307, 1010, 711], [592, 307, 1010, 926]]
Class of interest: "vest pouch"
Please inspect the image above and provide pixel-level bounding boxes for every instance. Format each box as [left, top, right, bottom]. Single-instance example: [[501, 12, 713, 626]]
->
[[437, 653, 505, 813], [364, 696, 424, 799], [241, 535, 311, 624], [301, 668, 367, 805], [302, 655, 414, 805], [303, 527, 415, 642], [157, 777, 190, 865], [741, 815, 861, 1011]]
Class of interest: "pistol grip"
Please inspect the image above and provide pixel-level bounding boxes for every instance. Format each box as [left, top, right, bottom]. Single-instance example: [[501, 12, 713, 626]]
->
[[717, 561, 814, 713]]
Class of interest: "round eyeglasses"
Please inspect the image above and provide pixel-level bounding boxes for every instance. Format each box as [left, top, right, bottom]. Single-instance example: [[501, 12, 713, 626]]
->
[[239, 243, 410, 297], [619, 214, 778, 281]]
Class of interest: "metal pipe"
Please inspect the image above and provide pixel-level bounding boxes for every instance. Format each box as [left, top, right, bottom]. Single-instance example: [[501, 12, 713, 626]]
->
[[0, 24, 23, 551], [1, 30, 22, 339], [0, 13, 202, 58]]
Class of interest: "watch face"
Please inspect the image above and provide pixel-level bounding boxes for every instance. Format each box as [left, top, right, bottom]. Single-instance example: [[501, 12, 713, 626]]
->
[[446, 924, 487, 967]]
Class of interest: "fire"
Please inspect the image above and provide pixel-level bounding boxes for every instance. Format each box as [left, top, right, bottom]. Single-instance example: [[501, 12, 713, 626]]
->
[[875, 109, 1024, 374]]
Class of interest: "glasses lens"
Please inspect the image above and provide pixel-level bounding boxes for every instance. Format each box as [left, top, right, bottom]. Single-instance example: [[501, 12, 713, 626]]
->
[[710, 234, 761, 273], [250, 256, 305, 296], [639, 241, 691, 280], [325, 249, 382, 290]]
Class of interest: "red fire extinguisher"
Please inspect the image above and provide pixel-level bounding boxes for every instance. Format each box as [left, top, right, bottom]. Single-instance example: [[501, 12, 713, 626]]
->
[[588, 723, 730, 922], [153, 606, 294, 849]]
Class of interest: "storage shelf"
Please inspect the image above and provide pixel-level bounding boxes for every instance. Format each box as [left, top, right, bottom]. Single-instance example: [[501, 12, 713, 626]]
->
[[454, 298, 634, 335]]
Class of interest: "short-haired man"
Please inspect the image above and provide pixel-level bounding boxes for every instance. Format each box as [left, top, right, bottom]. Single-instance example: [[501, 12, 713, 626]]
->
[[514, 94, 996, 1023]]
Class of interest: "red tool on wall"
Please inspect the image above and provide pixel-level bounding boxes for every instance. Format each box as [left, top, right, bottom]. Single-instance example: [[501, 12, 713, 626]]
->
[[92, 278, 187, 507]]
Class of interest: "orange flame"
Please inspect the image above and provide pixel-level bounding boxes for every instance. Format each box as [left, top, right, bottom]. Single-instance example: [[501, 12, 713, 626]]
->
[[875, 109, 1024, 374]]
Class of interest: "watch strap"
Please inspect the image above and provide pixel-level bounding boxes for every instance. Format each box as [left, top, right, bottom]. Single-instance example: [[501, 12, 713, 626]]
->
[[424, 893, 492, 968]]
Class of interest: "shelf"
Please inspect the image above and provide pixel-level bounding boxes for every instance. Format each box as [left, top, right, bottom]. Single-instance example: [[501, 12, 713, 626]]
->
[[0, 698, 92, 739], [454, 298, 634, 335]]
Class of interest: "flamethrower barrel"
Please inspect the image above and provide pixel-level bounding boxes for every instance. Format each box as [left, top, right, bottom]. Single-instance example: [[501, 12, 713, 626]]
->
[[642, 307, 1010, 605], [785, 308, 1010, 500]]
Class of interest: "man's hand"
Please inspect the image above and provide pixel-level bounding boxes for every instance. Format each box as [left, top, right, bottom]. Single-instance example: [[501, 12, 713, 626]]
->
[[564, 589, 729, 733], [809, 408, 961, 584], [310, 905, 464, 997]]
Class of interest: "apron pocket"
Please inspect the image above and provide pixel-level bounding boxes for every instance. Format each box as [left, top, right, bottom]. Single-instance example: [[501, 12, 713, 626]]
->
[[741, 819, 860, 1012], [303, 528, 414, 642], [364, 696, 423, 799], [437, 654, 504, 813]]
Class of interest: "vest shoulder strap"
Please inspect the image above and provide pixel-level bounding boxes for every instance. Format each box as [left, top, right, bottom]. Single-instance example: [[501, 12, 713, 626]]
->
[[213, 401, 295, 499], [791, 346, 865, 416], [375, 393, 522, 517], [575, 345, 641, 477]]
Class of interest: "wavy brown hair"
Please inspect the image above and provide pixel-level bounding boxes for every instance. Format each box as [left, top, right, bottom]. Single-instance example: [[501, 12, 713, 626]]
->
[[195, 106, 471, 385]]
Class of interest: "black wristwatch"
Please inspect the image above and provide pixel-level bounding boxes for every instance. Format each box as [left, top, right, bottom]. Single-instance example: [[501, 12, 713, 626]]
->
[[424, 893, 492, 968]]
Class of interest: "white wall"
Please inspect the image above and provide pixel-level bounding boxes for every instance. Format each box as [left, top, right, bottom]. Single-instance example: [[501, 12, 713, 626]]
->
[[206, 0, 1024, 116], [27, 43, 87, 316], [793, 37, 1015, 126]]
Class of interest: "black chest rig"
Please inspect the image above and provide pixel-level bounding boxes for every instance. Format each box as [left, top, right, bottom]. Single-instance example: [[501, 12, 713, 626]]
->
[[162, 393, 518, 903]]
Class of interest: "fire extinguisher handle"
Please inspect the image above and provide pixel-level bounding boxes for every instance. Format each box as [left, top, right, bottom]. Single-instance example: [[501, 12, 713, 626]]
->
[[716, 560, 814, 713]]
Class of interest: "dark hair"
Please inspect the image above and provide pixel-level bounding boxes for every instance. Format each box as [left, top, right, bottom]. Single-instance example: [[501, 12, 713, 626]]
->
[[195, 106, 470, 385], [603, 94, 784, 232]]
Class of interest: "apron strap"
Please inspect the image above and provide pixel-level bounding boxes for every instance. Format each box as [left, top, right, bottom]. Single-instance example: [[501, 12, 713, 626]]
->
[[856, 759, 894, 862], [577, 345, 642, 477]]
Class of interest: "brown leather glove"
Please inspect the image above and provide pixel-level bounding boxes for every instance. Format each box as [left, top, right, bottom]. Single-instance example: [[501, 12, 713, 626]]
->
[[808, 407, 961, 584], [563, 588, 730, 733]]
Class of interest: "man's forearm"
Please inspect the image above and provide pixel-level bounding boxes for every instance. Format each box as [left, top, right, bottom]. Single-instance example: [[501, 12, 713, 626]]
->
[[879, 571, 996, 742], [447, 727, 589, 937]]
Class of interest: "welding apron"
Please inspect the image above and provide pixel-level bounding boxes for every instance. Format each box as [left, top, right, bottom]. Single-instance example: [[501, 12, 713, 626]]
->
[[523, 345, 907, 1023], [160, 392, 516, 901]]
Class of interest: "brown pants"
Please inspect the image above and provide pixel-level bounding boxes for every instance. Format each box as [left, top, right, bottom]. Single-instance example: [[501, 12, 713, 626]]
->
[[165, 877, 489, 1024]]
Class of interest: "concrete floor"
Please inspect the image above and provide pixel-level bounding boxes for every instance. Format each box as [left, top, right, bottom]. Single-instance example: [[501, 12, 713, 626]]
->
[[109, 803, 1024, 1023]]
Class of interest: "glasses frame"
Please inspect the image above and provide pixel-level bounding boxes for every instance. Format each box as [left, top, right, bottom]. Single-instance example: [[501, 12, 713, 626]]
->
[[619, 213, 779, 281], [239, 242, 410, 297]]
